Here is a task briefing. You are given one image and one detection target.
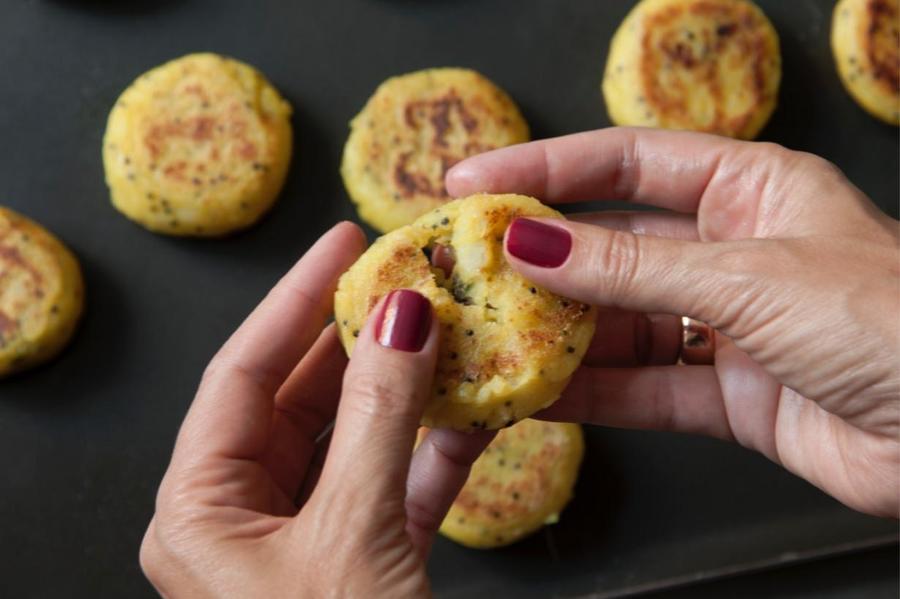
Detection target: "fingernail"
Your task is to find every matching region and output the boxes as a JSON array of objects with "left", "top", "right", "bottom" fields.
[
  {"left": 506, "top": 218, "right": 572, "bottom": 268},
  {"left": 376, "top": 290, "right": 432, "bottom": 352}
]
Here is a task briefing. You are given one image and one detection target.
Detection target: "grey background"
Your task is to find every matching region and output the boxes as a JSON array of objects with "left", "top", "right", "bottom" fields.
[{"left": 0, "top": 0, "right": 897, "bottom": 597}]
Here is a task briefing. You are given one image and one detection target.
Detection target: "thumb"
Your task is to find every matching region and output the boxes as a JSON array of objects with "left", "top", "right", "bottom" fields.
[
  {"left": 504, "top": 217, "right": 762, "bottom": 329},
  {"left": 310, "top": 289, "right": 439, "bottom": 514}
]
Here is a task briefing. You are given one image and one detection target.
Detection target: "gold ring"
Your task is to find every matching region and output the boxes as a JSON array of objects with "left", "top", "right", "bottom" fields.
[{"left": 681, "top": 317, "right": 716, "bottom": 365}]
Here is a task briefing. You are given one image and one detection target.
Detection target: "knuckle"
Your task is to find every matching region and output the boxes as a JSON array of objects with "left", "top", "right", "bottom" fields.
[
  {"left": 138, "top": 532, "right": 160, "bottom": 581},
  {"left": 344, "top": 367, "right": 419, "bottom": 419},
  {"left": 795, "top": 151, "right": 845, "bottom": 180},
  {"left": 754, "top": 141, "right": 792, "bottom": 160},
  {"left": 591, "top": 230, "right": 643, "bottom": 304}
]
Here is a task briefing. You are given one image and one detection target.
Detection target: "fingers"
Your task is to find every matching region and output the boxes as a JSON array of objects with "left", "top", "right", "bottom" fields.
[
  {"left": 312, "top": 290, "right": 440, "bottom": 512},
  {"left": 569, "top": 211, "right": 699, "bottom": 241},
  {"left": 504, "top": 217, "right": 753, "bottom": 324},
  {"left": 584, "top": 310, "right": 681, "bottom": 367},
  {"left": 260, "top": 324, "right": 347, "bottom": 501},
  {"left": 174, "top": 221, "right": 366, "bottom": 465},
  {"left": 446, "top": 128, "right": 746, "bottom": 213},
  {"left": 446, "top": 127, "right": 867, "bottom": 241},
  {"left": 537, "top": 366, "right": 734, "bottom": 441},
  {"left": 404, "top": 428, "right": 496, "bottom": 556}
]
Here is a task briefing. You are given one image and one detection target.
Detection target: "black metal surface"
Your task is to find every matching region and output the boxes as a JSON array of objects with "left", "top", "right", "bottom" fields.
[{"left": 0, "top": 1, "right": 896, "bottom": 597}]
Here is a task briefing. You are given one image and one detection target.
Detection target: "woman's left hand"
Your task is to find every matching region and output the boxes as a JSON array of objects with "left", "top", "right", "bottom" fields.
[{"left": 140, "top": 222, "right": 493, "bottom": 598}]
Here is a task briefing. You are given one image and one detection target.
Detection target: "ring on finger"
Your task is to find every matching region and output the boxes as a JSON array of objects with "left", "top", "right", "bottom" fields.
[{"left": 680, "top": 317, "right": 716, "bottom": 365}]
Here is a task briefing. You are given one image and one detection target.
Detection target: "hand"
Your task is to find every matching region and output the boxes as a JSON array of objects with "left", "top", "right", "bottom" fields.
[
  {"left": 140, "top": 222, "right": 494, "bottom": 597},
  {"left": 447, "top": 128, "right": 900, "bottom": 518}
]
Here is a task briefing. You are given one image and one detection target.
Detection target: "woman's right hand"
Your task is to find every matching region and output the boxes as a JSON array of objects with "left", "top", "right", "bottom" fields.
[{"left": 447, "top": 128, "right": 900, "bottom": 518}]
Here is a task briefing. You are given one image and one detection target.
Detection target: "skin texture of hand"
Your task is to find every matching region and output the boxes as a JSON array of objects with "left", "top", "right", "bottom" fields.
[
  {"left": 139, "top": 222, "right": 494, "bottom": 598},
  {"left": 447, "top": 127, "right": 900, "bottom": 518}
]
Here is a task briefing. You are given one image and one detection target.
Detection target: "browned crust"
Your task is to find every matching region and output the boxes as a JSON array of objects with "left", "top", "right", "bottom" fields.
[
  {"left": 140, "top": 87, "right": 265, "bottom": 186},
  {"left": 0, "top": 222, "right": 48, "bottom": 344},
  {"left": 864, "top": 0, "right": 900, "bottom": 95},
  {"left": 639, "top": 1, "right": 774, "bottom": 134},
  {"left": 453, "top": 435, "right": 564, "bottom": 521},
  {"left": 390, "top": 89, "right": 496, "bottom": 200}
]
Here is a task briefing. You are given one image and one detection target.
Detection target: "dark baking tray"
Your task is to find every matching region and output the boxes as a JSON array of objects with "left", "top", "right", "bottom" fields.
[{"left": 0, "top": 1, "right": 896, "bottom": 597}]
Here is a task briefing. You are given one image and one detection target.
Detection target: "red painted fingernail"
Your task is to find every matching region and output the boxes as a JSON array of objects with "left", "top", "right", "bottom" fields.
[
  {"left": 375, "top": 290, "right": 432, "bottom": 352},
  {"left": 506, "top": 218, "right": 572, "bottom": 268}
]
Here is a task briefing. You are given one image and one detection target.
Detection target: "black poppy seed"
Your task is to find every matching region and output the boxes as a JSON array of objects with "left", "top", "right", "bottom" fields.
[
  {"left": 491, "top": 511, "right": 501, "bottom": 519},
  {"left": 50, "top": 305, "right": 59, "bottom": 314},
  {"left": 506, "top": 419, "right": 514, "bottom": 427},
  {"left": 561, "top": 301, "right": 570, "bottom": 308},
  {"left": 566, "top": 346, "right": 575, "bottom": 353},
  {"left": 440, "top": 217, "right": 449, "bottom": 225},
  {"left": 352, "top": 329, "right": 360, "bottom": 337},
  {"left": 342, "top": 320, "right": 348, "bottom": 326},
  {"left": 449, "top": 352, "right": 458, "bottom": 360},
  {"left": 465, "top": 329, "right": 474, "bottom": 336},
  {"left": 529, "top": 287, "right": 536, "bottom": 294},
  {"left": 512, "top": 492, "right": 520, "bottom": 500},
  {"left": 504, "top": 400, "right": 512, "bottom": 407}
]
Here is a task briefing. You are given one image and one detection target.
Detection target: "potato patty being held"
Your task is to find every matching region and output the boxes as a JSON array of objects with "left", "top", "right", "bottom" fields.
[
  {"left": 0, "top": 207, "right": 84, "bottom": 378},
  {"left": 422, "top": 420, "right": 584, "bottom": 549},
  {"left": 602, "top": 0, "right": 781, "bottom": 139},
  {"left": 334, "top": 194, "right": 597, "bottom": 431},
  {"left": 341, "top": 68, "right": 529, "bottom": 233},
  {"left": 103, "top": 53, "right": 293, "bottom": 237},
  {"left": 832, "top": 0, "right": 900, "bottom": 125}
]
